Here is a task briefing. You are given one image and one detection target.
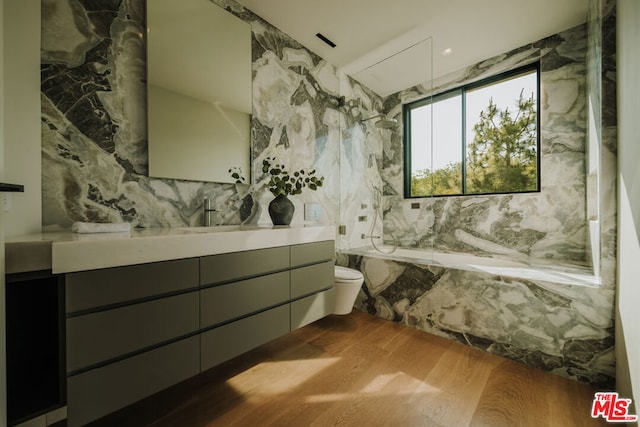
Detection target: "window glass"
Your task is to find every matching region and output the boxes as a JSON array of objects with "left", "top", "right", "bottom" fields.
[
  {"left": 409, "top": 93, "right": 462, "bottom": 197},
  {"left": 465, "top": 71, "right": 538, "bottom": 194},
  {"left": 404, "top": 64, "right": 539, "bottom": 198}
]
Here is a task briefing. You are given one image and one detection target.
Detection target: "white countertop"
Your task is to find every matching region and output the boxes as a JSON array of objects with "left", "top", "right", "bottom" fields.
[{"left": 6, "top": 225, "right": 336, "bottom": 274}]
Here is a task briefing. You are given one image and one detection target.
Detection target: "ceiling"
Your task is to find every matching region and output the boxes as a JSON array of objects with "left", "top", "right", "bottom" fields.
[{"left": 235, "top": 0, "right": 589, "bottom": 96}]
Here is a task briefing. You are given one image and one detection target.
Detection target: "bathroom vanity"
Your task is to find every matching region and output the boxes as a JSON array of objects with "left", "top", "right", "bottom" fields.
[{"left": 6, "top": 225, "right": 335, "bottom": 427}]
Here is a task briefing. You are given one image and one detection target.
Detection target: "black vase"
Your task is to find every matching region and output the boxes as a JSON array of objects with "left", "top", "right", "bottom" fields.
[{"left": 268, "top": 194, "right": 294, "bottom": 225}]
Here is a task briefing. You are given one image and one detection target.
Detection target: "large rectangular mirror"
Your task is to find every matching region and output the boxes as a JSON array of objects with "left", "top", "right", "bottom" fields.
[{"left": 147, "top": 0, "right": 252, "bottom": 184}]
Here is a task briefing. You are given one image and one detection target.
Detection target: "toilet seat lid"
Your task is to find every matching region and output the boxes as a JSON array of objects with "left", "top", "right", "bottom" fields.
[{"left": 335, "top": 265, "right": 364, "bottom": 281}]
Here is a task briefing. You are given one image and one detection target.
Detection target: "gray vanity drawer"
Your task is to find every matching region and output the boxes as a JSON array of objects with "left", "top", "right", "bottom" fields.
[
  {"left": 291, "top": 288, "right": 335, "bottom": 330},
  {"left": 200, "top": 271, "right": 289, "bottom": 328},
  {"left": 290, "top": 261, "right": 334, "bottom": 299},
  {"left": 200, "top": 246, "right": 289, "bottom": 286},
  {"left": 200, "top": 304, "right": 290, "bottom": 372},
  {"left": 290, "top": 240, "right": 334, "bottom": 267},
  {"left": 65, "top": 258, "right": 199, "bottom": 313},
  {"left": 67, "top": 292, "right": 199, "bottom": 373},
  {"left": 67, "top": 336, "right": 199, "bottom": 427}
]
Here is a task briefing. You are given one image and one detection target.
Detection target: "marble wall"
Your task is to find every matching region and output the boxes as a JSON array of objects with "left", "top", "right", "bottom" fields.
[
  {"left": 338, "top": 252, "right": 615, "bottom": 388},
  {"left": 378, "top": 25, "right": 595, "bottom": 268},
  {"left": 336, "top": 4, "right": 617, "bottom": 388},
  {"left": 40, "top": 0, "right": 617, "bottom": 388},
  {"left": 40, "top": 0, "right": 352, "bottom": 230},
  {"left": 337, "top": 77, "right": 388, "bottom": 250},
  {"left": 40, "top": 1, "right": 610, "bottom": 275}
]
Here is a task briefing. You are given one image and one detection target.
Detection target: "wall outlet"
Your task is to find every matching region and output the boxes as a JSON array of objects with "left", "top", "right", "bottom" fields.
[
  {"left": 304, "top": 203, "right": 322, "bottom": 221},
  {"left": 2, "top": 194, "right": 11, "bottom": 212}
]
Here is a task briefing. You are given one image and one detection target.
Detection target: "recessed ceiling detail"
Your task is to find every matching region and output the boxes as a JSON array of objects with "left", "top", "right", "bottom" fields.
[{"left": 236, "top": 0, "right": 588, "bottom": 95}]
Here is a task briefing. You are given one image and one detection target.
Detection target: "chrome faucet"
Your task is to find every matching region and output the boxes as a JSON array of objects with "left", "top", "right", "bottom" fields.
[{"left": 203, "top": 197, "right": 218, "bottom": 227}]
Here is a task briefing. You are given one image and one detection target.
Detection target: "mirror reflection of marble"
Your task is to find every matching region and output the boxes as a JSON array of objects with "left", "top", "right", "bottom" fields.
[{"left": 147, "top": 0, "right": 252, "bottom": 184}]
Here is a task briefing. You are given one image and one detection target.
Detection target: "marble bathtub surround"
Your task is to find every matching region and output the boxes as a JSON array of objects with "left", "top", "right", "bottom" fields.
[
  {"left": 338, "top": 252, "right": 615, "bottom": 389},
  {"left": 335, "top": 0, "right": 617, "bottom": 391},
  {"left": 345, "top": 246, "right": 601, "bottom": 287}
]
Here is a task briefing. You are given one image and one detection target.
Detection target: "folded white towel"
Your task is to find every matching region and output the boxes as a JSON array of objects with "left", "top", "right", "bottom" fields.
[{"left": 71, "top": 222, "right": 131, "bottom": 234}]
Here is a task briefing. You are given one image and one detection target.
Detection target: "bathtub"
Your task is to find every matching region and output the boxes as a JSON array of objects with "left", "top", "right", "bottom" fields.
[
  {"left": 341, "top": 245, "right": 600, "bottom": 287},
  {"left": 337, "top": 245, "right": 614, "bottom": 389}
]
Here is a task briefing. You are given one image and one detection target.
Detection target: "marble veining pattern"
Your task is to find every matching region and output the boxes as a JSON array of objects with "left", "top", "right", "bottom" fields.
[
  {"left": 379, "top": 24, "right": 597, "bottom": 269},
  {"left": 40, "top": 0, "right": 346, "bottom": 230},
  {"left": 40, "top": 0, "right": 617, "bottom": 390},
  {"left": 338, "top": 253, "right": 615, "bottom": 389},
  {"left": 335, "top": 6, "right": 616, "bottom": 388}
]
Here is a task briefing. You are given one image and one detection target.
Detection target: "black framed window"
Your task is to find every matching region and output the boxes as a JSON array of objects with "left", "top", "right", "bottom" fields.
[{"left": 404, "top": 63, "right": 540, "bottom": 198}]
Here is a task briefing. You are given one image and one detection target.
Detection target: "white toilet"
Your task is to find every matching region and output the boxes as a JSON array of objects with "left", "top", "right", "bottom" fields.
[{"left": 333, "top": 266, "right": 365, "bottom": 315}]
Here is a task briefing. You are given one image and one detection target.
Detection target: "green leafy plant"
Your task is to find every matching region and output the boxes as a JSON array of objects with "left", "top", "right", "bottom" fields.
[
  {"left": 262, "top": 157, "right": 324, "bottom": 197},
  {"left": 466, "top": 89, "right": 537, "bottom": 193}
]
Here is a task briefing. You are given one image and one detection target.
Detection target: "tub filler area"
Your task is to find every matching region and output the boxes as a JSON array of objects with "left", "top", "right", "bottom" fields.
[{"left": 336, "top": 246, "right": 615, "bottom": 389}]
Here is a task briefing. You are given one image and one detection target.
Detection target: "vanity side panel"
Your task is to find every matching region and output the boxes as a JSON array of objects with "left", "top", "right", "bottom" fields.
[{"left": 65, "top": 258, "right": 199, "bottom": 313}]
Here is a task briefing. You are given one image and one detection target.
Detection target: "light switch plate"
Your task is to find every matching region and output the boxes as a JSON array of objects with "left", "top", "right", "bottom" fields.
[{"left": 2, "top": 194, "right": 11, "bottom": 212}]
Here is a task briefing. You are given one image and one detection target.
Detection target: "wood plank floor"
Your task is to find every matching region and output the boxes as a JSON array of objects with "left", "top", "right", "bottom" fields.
[{"left": 91, "top": 311, "right": 607, "bottom": 426}]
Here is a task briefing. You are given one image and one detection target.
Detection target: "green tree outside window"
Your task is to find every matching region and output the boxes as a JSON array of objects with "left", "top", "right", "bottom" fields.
[{"left": 406, "top": 65, "right": 539, "bottom": 197}]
